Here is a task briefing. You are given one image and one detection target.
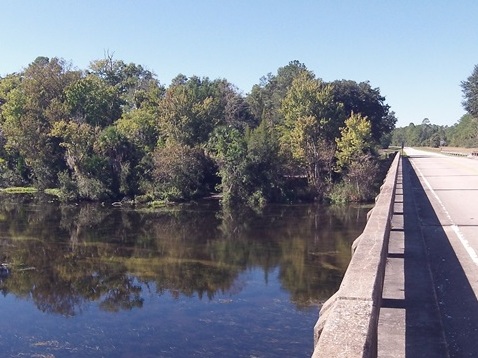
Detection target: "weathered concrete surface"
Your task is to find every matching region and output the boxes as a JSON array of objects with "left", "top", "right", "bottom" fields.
[
  {"left": 378, "top": 156, "right": 448, "bottom": 357},
  {"left": 377, "top": 175, "right": 405, "bottom": 357},
  {"left": 312, "top": 153, "right": 400, "bottom": 358}
]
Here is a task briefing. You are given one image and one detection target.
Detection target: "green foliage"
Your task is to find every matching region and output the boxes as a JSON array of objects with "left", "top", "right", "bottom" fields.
[
  {"left": 462, "top": 65, "right": 478, "bottom": 117},
  {"left": 76, "top": 175, "right": 110, "bottom": 201},
  {"left": 207, "top": 120, "right": 285, "bottom": 208},
  {"left": 391, "top": 120, "right": 449, "bottom": 148},
  {"left": 95, "top": 125, "right": 141, "bottom": 197},
  {"left": 0, "top": 186, "right": 38, "bottom": 194},
  {"left": 329, "top": 154, "right": 379, "bottom": 202},
  {"left": 0, "top": 73, "right": 22, "bottom": 122},
  {"left": 447, "top": 114, "right": 478, "bottom": 147},
  {"left": 44, "top": 188, "right": 62, "bottom": 198},
  {"left": 244, "top": 120, "right": 285, "bottom": 203},
  {"left": 428, "top": 132, "right": 442, "bottom": 148},
  {"left": 152, "top": 143, "right": 213, "bottom": 201},
  {"left": 157, "top": 76, "right": 254, "bottom": 148},
  {"left": 335, "top": 112, "right": 373, "bottom": 170},
  {"left": 0, "top": 152, "right": 28, "bottom": 187},
  {"left": 207, "top": 126, "right": 248, "bottom": 206},
  {"left": 0, "top": 57, "right": 79, "bottom": 188},
  {"left": 56, "top": 171, "right": 79, "bottom": 201},
  {"left": 332, "top": 113, "right": 379, "bottom": 202},
  {"left": 279, "top": 72, "right": 342, "bottom": 195},
  {"left": 88, "top": 56, "right": 162, "bottom": 111},
  {"left": 65, "top": 75, "right": 121, "bottom": 127},
  {"left": 116, "top": 106, "right": 159, "bottom": 152},
  {"left": 50, "top": 121, "right": 113, "bottom": 200},
  {"left": 50, "top": 120, "right": 99, "bottom": 174},
  {"left": 0, "top": 56, "right": 396, "bottom": 205},
  {"left": 331, "top": 80, "right": 396, "bottom": 145},
  {"left": 246, "top": 60, "right": 311, "bottom": 125},
  {"left": 159, "top": 77, "right": 229, "bottom": 147}
]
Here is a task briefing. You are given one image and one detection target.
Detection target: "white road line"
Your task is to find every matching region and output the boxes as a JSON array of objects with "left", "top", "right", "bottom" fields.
[{"left": 411, "top": 160, "right": 478, "bottom": 266}]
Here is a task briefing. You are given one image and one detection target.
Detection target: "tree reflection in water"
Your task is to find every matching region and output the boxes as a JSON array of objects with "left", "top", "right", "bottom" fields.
[{"left": 0, "top": 194, "right": 369, "bottom": 316}]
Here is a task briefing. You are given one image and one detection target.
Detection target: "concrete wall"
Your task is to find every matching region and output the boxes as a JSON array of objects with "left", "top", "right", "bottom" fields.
[{"left": 312, "top": 152, "right": 401, "bottom": 358}]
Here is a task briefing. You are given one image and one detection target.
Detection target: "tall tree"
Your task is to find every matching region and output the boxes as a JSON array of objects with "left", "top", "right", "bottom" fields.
[
  {"left": 280, "top": 72, "right": 343, "bottom": 194},
  {"left": 65, "top": 75, "right": 122, "bottom": 127},
  {"left": 89, "top": 55, "right": 162, "bottom": 114},
  {"left": 158, "top": 76, "right": 220, "bottom": 146},
  {"left": 217, "top": 80, "right": 257, "bottom": 130},
  {"left": 335, "top": 112, "right": 378, "bottom": 201},
  {"left": 331, "top": 80, "right": 396, "bottom": 146},
  {"left": 246, "top": 60, "right": 312, "bottom": 125},
  {"left": 1, "top": 57, "right": 80, "bottom": 187},
  {"left": 152, "top": 142, "right": 212, "bottom": 201},
  {"left": 94, "top": 125, "right": 140, "bottom": 197},
  {"left": 448, "top": 114, "right": 478, "bottom": 147},
  {"left": 207, "top": 126, "right": 248, "bottom": 206},
  {"left": 207, "top": 120, "right": 284, "bottom": 208},
  {"left": 0, "top": 74, "right": 27, "bottom": 184},
  {"left": 462, "top": 65, "right": 478, "bottom": 117},
  {"left": 115, "top": 107, "right": 159, "bottom": 153},
  {"left": 242, "top": 120, "right": 285, "bottom": 206},
  {"left": 0, "top": 74, "right": 22, "bottom": 121},
  {"left": 335, "top": 112, "right": 373, "bottom": 170},
  {"left": 49, "top": 120, "right": 108, "bottom": 200},
  {"left": 158, "top": 76, "right": 251, "bottom": 147}
]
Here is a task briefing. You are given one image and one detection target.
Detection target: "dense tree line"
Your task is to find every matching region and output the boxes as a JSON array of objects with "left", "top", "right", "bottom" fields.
[
  {"left": 390, "top": 115, "right": 478, "bottom": 148},
  {"left": 0, "top": 57, "right": 396, "bottom": 206},
  {"left": 391, "top": 118, "right": 447, "bottom": 147},
  {"left": 391, "top": 64, "right": 478, "bottom": 149}
]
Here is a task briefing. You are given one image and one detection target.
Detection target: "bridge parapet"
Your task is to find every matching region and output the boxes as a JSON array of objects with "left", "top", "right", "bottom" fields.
[{"left": 312, "top": 152, "right": 401, "bottom": 358}]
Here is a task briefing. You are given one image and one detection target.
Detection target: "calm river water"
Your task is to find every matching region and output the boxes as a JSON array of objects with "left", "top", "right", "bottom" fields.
[{"left": 0, "top": 194, "right": 370, "bottom": 357}]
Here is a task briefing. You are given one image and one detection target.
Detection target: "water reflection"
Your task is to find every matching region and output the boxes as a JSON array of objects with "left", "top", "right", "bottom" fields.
[{"left": 0, "top": 194, "right": 369, "bottom": 318}]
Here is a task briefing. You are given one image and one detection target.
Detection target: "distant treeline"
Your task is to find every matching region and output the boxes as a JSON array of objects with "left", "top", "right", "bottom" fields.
[
  {"left": 391, "top": 64, "right": 478, "bottom": 148},
  {"left": 0, "top": 57, "right": 396, "bottom": 207},
  {"left": 391, "top": 114, "right": 478, "bottom": 148}
]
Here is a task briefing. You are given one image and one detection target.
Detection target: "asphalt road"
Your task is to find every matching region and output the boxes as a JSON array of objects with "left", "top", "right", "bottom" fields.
[{"left": 405, "top": 147, "right": 478, "bottom": 357}]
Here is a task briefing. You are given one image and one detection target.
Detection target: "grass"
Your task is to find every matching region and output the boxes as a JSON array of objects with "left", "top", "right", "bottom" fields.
[
  {"left": 0, "top": 187, "right": 38, "bottom": 194},
  {"left": 44, "top": 188, "right": 62, "bottom": 198},
  {"left": 148, "top": 200, "right": 168, "bottom": 208},
  {"left": 0, "top": 187, "right": 64, "bottom": 197}
]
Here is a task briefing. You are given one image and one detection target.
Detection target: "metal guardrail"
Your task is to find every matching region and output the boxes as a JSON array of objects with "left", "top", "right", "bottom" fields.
[
  {"left": 312, "top": 152, "right": 401, "bottom": 358},
  {"left": 440, "top": 150, "right": 478, "bottom": 158},
  {"left": 440, "top": 151, "right": 468, "bottom": 157}
]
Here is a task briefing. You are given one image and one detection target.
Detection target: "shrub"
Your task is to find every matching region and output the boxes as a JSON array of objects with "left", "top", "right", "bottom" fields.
[{"left": 152, "top": 143, "right": 213, "bottom": 201}]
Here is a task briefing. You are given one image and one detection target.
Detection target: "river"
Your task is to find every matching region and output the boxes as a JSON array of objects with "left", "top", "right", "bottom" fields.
[{"left": 0, "top": 194, "right": 370, "bottom": 357}]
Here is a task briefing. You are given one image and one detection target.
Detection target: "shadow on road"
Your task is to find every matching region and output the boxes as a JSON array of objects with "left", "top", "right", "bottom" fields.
[{"left": 405, "top": 156, "right": 478, "bottom": 357}]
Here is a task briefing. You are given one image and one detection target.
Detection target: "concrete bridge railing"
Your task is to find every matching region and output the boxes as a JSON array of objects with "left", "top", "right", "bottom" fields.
[{"left": 312, "top": 152, "right": 401, "bottom": 358}]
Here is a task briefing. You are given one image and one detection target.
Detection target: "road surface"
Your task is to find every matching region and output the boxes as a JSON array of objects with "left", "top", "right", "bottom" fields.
[{"left": 405, "top": 147, "right": 478, "bottom": 356}]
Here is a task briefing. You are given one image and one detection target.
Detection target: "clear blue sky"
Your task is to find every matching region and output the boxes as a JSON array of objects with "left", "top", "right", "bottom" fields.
[{"left": 2, "top": 0, "right": 477, "bottom": 127}]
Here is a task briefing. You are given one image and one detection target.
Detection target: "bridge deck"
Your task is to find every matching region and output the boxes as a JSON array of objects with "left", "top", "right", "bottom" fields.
[
  {"left": 378, "top": 156, "right": 448, "bottom": 357},
  {"left": 379, "top": 150, "right": 478, "bottom": 357}
]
